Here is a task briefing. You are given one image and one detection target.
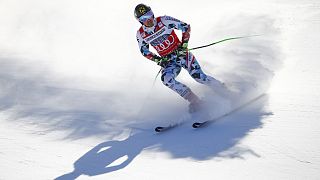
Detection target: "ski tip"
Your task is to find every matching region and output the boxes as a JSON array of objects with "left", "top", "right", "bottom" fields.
[
  {"left": 192, "top": 122, "right": 203, "bottom": 128},
  {"left": 155, "top": 127, "right": 164, "bottom": 132}
]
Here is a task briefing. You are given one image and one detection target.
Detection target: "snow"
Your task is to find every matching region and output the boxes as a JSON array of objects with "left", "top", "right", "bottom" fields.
[{"left": 1, "top": 0, "right": 320, "bottom": 179}]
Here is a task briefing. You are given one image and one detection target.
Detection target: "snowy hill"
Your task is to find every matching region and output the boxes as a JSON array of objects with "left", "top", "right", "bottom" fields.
[{"left": 0, "top": 0, "right": 320, "bottom": 179}]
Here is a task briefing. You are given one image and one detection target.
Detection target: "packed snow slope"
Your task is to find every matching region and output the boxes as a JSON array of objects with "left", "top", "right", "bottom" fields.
[{"left": 0, "top": 0, "right": 320, "bottom": 179}]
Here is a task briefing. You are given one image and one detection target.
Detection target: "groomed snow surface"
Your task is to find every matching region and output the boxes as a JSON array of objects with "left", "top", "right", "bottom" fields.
[{"left": 1, "top": 0, "right": 320, "bottom": 179}]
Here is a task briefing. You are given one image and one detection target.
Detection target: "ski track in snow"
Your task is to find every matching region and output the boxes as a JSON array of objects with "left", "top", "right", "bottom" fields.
[{"left": 1, "top": 0, "right": 320, "bottom": 179}]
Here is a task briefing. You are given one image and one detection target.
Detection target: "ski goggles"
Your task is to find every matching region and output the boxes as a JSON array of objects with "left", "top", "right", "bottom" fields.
[{"left": 138, "top": 10, "right": 154, "bottom": 23}]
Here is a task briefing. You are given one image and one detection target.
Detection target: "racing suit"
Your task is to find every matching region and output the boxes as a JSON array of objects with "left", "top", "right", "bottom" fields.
[{"left": 136, "top": 16, "right": 223, "bottom": 101}]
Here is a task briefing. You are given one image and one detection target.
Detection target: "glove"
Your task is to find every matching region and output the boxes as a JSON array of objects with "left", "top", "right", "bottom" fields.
[
  {"left": 181, "top": 42, "right": 188, "bottom": 49},
  {"left": 153, "top": 56, "right": 169, "bottom": 68},
  {"left": 176, "top": 42, "right": 188, "bottom": 57}
]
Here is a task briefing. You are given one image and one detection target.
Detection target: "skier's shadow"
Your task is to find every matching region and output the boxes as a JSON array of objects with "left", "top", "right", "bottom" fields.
[
  {"left": 56, "top": 95, "right": 269, "bottom": 179},
  {"left": 55, "top": 132, "right": 155, "bottom": 180}
]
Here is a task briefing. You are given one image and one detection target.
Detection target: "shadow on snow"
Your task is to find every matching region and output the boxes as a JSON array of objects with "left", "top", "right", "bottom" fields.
[{"left": 55, "top": 95, "right": 270, "bottom": 179}]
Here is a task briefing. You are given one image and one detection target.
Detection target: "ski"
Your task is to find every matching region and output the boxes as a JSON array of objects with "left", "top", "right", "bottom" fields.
[
  {"left": 192, "top": 93, "right": 267, "bottom": 128},
  {"left": 154, "top": 121, "right": 187, "bottom": 132},
  {"left": 155, "top": 124, "right": 179, "bottom": 132}
]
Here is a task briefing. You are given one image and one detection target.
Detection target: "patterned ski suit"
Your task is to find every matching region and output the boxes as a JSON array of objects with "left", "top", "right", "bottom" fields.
[{"left": 136, "top": 16, "right": 222, "bottom": 100}]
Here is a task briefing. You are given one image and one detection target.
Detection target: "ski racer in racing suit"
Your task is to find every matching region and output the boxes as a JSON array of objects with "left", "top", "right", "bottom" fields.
[{"left": 134, "top": 4, "right": 227, "bottom": 112}]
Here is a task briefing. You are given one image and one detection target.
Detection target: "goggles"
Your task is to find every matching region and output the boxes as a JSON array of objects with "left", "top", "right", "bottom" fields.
[{"left": 138, "top": 10, "right": 154, "bottom": 23}]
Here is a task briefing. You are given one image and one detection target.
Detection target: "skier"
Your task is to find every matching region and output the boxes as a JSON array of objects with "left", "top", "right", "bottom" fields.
[{"left": 134, "top": 4, "right": 228, "bottom": 112}]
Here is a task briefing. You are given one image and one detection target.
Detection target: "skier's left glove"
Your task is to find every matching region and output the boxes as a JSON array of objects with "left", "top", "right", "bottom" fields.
[
  {"left": 154, "top": 56, "right": 169, "bottom": 68},
  {"left": 176, "top": 42, "right": 188, "bottom": 57}
]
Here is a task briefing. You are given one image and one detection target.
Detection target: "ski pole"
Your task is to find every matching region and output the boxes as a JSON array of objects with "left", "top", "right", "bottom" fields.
[
  {"left": 152, "top": 35, "right": 260, "bottom": 84},
  {"left": 188, "top": 35, "right": 261, "bottom": 51}
]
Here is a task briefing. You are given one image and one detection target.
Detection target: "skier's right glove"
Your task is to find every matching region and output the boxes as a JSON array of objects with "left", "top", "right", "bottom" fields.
[
  {"left": 176, "top": 42, "right": 188, "bottom": 57},
  {"left": 153, "top": 56, "right": 169, "bottom": 68}
]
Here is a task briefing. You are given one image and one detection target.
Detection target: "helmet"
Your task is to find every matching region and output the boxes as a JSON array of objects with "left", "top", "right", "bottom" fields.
[{"left": 134, "top": 4, "right": 152, "bottom": 20}]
